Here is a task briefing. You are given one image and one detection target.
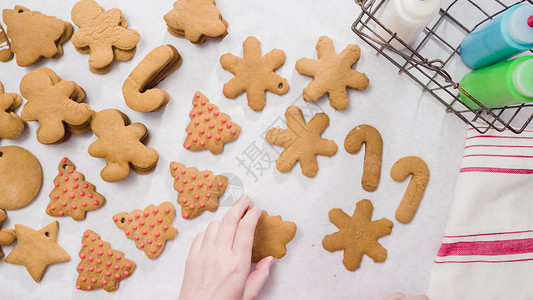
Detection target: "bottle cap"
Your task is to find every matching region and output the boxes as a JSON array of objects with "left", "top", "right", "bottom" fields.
[
  {"left": 513, "top": 58, "right": 533, "bottom": 98},
  {"left": 508, "top": 4, "right": 533, "bottom": 45}
]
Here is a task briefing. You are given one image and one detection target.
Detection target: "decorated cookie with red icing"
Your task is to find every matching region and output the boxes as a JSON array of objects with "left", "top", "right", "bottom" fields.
[
  {"left": 76, "top": 230, "right": 136, "bottom": 292},
  {"left": 183, "top": 91, "right": 241, "bottom": 154},
  {"left": 170, "top": 161, "right": 228, "bottom": 219},
  {"left": 112, "top": 202, "right": 178, "bottom": 259},
  {"left": 46, "top": 157, "right": 105, "bottom": 221}
]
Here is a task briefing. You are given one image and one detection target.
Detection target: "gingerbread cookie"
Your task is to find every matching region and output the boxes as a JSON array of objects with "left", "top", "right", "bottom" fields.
[
  {"left": 123, "top": 45, "right": 182, "bottom": 112},
  {"left": 20, "top": 67, "right": 92, "bottom": 145},
  {"left": 164, "top": 0, "right": 228, "bottom": 44},
  {"left": 391, "top": 156, "right": 429, "bottom": 224},
  {"left": 0, "top": 23, "right": 13, "bottom": 62},
  {"left": 0, "top": 82, "right": 24, "bottom": 140},
  {"left": 220, "top": 36, "right": 289, "bottom": 111},
  {"left": 265, "top": 106, "right": 338, "bottom": 178},
  {"left": 88, "top": 109, "right": 159, "bottom": 182},
  {"left": 46, "top": 157, "right": 105, "bottom": 221},
  {"left": 170, "top": 162, "right": 228, "bottom": 219},
  {"left": 251, "top": 210, "right": 297, "bottom": 263},
  {"left": 76, "top": 230, "right": 136, "bottom": 292},
  {"left": 184, "top": 92, "right": 241, "bottom": 154},
  {"left": 71, "top": 0, "right": 140, "bottom": 74},
  {"left": 295, "top": 36, "right": 369, "bottom": 110},
  {"left": 2, "top": 6, "right": 72, "bottom": 66},
  {"left": 5, "top": 221, "right": 70, "bottom": 282},
  {"left": 344, "top": 124, "right": 383, "bottom": 192},
  {"left": 113, "top": 202, "right": 178, "bottom": 259},
  {"left": 0, "top": 209, "right": 16, "bottom": 260},
  {"left": 322, "top": 199, "right": 393, "bottom": 271},
  {"left": 0, "top": 146, "right": 42, "bottom": 210}
]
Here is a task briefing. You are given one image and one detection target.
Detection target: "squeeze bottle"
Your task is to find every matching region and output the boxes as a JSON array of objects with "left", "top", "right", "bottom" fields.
[
  {"left": 375, "top": 0, "right": 441, "bottom": 50},
  {"left": 460, "top": 3, "right": 533, "bottom": 70},
  {"left": 459, "top": 56, "right": 533, "bottom": 109}
]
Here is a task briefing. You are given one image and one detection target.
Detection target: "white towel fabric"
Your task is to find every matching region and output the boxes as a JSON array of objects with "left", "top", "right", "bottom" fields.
[{"left": 427, "top": 125, "right": 533, "bottom": 300}]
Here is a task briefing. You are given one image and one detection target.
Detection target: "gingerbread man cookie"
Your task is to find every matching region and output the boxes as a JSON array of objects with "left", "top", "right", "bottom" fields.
[
  {"left": 164, "top": 0, "right": 228, "bottom": 44},
  {"left": 251, "top": 210, "right": 297, "bottom": 263},
  {"left": 295, "top": 36, "right": 369, "bottom": 110},
  {"left": 322, "top": 199, "right": 393, "bottom": 271},
  {"left": 265, "top": 106, "right": 338, "bottom": 178},
  {"left": 0, "top": 82, "right": 24, "bottom": 140},
  {"left": 2, "top": 6, "right": 72, "bottom": 66},
  {"left": 170, "top": 162, "right": 228, "bottom": 219},
  {"left": 113, "top": 202, "right": 178, "bottom": 259},
  {"left": 0, "top": 146, "right": 42, "bottom": 211},
  {"left": 76, "top": 230, "right": 136, "bottom": 292},
  {"left": 5, "top": 221, "right": 70, "bottom": 282},
  {"left": 184, "top": 92, "right": 241, "bottom": 154},
  {"left": 0, "top": 209, "right": 16, "bottom": 260},
  {"left": 0, "top": 23, "right": 13, "bottom": 62},
  {"left": 71, "top": 0, "right": 140, "bottom": 73},
  {"left": 220, "top": 36, "right": 289, "bottom": 111},
  {"left": 46, "top": 157, "right": 105, "bottom": 221},
  {"left": 20, "top": 67, "right": 92, "bottom": 145},
  {"left": 88, "top": 109, "right": 159, "bottom": 182},
  {"left": 123, "top": 45, "right": 182, "bottom": 112}
]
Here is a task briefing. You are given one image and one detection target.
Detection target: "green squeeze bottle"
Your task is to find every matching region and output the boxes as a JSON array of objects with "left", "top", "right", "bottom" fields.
[{"left": 459, "top": 56, "right": 533, "bottom": 109}]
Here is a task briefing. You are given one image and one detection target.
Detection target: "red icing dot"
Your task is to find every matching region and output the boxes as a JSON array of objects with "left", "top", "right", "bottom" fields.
[
  {"left": 50, "top": 205, "right": 56, "bottom": 210},
  {"left": 132, "top": 225, "right": 138, "bottom": 230},
  {"left": 190, "top": 112, "right": 196, "bottom": 117},
  {"left": 172, "top": 165, "right": 178, "bottom": 170},
  {"left": 87, "top": 286, "right": 92, "bottom": 291},
  {"left": 62, "top": 158, "right": 67, "bottom": 162},
  {"left": 206, "top": 193, "right": 211, "bottom": 198},
  {"left": 71, "top": 204, "right": 77, "bottom": 209},
  {"left": 54, "top": 194, "right": 59, "bottom": 199},
  {"left": 175, "top": 176, "right": 180, "bottom": 181},
  {"left": 68, "top": 169, "right": 74, "bottom": 174},
  {"left": 183, "top": 179, "right": 188, "bottom": 184},
  {"left": 195, "top": 93, "right": 200, "bottom": 98},
  {"left": 142, "top": 230, "right": 147, "bottom": 235},
  {"left": 192, "top": 137, "right": 198, "bottom": 142},
  {"left": 88, "top": 256, "right": 94, "bottom": 261},
  {"left": 81, "top": 276, "right": 86, "bottom": 282},
  {"left": 157, "top": 242, "right": 162, "bottom": 247},
  {"left": 108, "top": 251, "right": 113, "bottom": 256},
  {"left": 76, "top": 285, "right": 81, "bottom": 290},
  {"left": 97, "top": 259, "right": 102, "bottom": 264},
  {"left": 193, "top": 102, "right": 198, "bottom": 107},
  {"left": 197, "top": 109, "right": 203, "bottom": 115},
  {"left": 199, "top": 129, "right": 205, "bottom": 134},
  {"left": 209, "top": 124, "right": 214, "bottom": 129},
  {"left": 194, "top": 121, "right": 200, "bottom": 126},
  {"left": 114, "top": 274, "right": 120, "bottom": 279},
  {"left": 194, "top": 194, "right": 200, "bottom": 199},
  {"left": 139, "top": 242, "right": 145, "bottom": 248},
  {"left": 106, "top": 261, "right": 112, "bottom": 266},
  {"left": 181, "top": 169, "right": 186, "bottom": 174},
  {"left": 218, "top": 126, "right": 223, "bottom": 131},
  {"left": 208, "top": 106, "right": 213, "bottom": 111},
  {"left": 149, "top": 223, "right": 155, "bottom": 228},
  {"left": 204, "top": 172, "right": 209, "bottom": 177},
  {"left": 88, "top": 193, "right": 93, "bottom": 198},
  {"left": 216, "top": 135, "right": 221, "bottom": 140},
  {"left": 125, "top": 263, "right": 131, "bottom": 269},
  {"left": 188, "top": 186, "right": 194, "bottom": 191},
  {"left": 183, "top": 213, "right": 189, "bottom": 219},
  {"left": 73, "top": 183, "right": 78, "bottom": 188},
  {"left": 164, "top": 208, "right": 170, "bottom": 213},
  {"left": 83, "top": 184, "right": 88, "bottom": 188},
  {"left": 214, "top": 111, "right": 219, "bottom": 116},
  {"left": 143, "top": 211, "right": 149, "bottom": 217},
  {"left": 62, "top": 201, "right": 67, "bottom": 206},
  {"left": 64, "top": 176, "right": 69, "bottom": 181},
  {"left": 200, "top": 141, "right": 205, "bottom": 146},
  {"left": 155, "top": 232, "right": 160, "bottom": 237},
  {"left": 93, "top": 200, "right": 99, "bottom": 206},
  {"left": 128, "top": 218, "right": 133, "bottom": 222},
  {"left": 221, "top": 118, "right": 227, "bottom": 123},
  {"left": 98, "top": 250, "right": 103, "bottom": 256},
  {"left": 89, "top": 266, "right": 94, "bottom": 272},
  {"left": 102, "top": 279, "right": 107, "bottom": 285},
  {"left": 218, "top": 182, "right": 223, "bottom": 187},
  {"left": 91, "top": 278, "right": 96, "bottom": 283},
  {"left": 114, "top": 265, "right": 119, "bottom": 270},
  {"left": 134, "top": 235, "right": 140, "bottom": 240},
  {"left": 69, "top": 194, "right": 75, "bottom": 199},
  {"left": 58, "top": 172, "right": 63, "bottom": 176},
  {"left": 207, "top": 183, "right": 213, "bottom": 188},
  {"left": 78, "top": 266, "right": 84, "bottom": 271},
  {"left": 147, "top": 239, "right": 153, "bottom": 244},
  {"left": 106, "top": 272, "right": 111, "bottom": 276},
  {"left": 73, "top": 176, "right": 79, "bottom": 181},
  {"left": 62, "top": 188, "right": 68, "bottom": 193},
  {"left": 139, "top": 220, "right": 145, "bottom": 226},
  {"left": 201, "top": 101, "right": 206, "bottom": 105},
  {"left": 54, "top": 182, "right": 59, "bottom": 187},
  {"left": 200, "top": 202, "right": 205, "bottom": 208},
  {"left": 58, "top": 211, "right": 64, "bottom": 216},
  {"left": 116, "top": 255, "right": 121, "bottom": 260},
  {"left": 80, "top": 253, "right": 86, "bottom": 258},
  {"left": 198, "top": 182, "right": 203, "bottom": 187},
  {"left": 189, "top": 205, "right": 195, "bottom": 210},
  {"left": 98, "top": 242, "right": 103, "bottom": 247},
  {"left": 81, "top": 201, "right": 87, "bottom": 207},
  {"left": 124, "top": 271, "right": 129, "bottom": 276},
  {"left": 178, "top": 188, "right": 184, "bottom": 193},
  {"left": 96, "top": 268, "right": 102, "bottom": 273},
  {"left": 125, "top": 230, "right": 130, "bottom": 235},
  {"left": 231, "top": 129, "right": 237, "bottom": 135},
  {"left": 192, "top": 174, "right": 197, "bottom": 179},
  {"left": 113, "top": 216, "right": 118, "bottom": 222},
  {"left": 82, "top": 243, "right": 87, "bottom": 247},
  {"left": 163, "top": 225, "right": 169, "bottom": 230},
  {"left": 84, "top": 233, "right": 89, "bottom": 238},
  {"left": 185, "top": 144, "right": 191, "bottom": 149},
  {"left": 79, "top": 191, "right": 85, "bottom": 196},
  {"left": 182, "top": 198, "right": 187, "bottom": 204},
  {"left": 205, "top": 116, "right": 210, "bottom": 121},
  {"left": 153, "top": 208, "right": 159, "bottom": 214},
  {"left": 151, "top": 249, "right": 156, "bottom": 254},
  {"left": 226, "top": 123, "right": 232, "bottom": 129},
  {"left": 135, "top": 214, "right": 140, "bottom": 219}
]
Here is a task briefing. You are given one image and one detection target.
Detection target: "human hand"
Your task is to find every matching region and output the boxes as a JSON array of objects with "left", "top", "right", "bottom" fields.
[
  {"left": 179, "top": 194, "right": 274, "bottom": 300},
  {"left": 384, "top": 292, "right": 429, "bottom": 300}
]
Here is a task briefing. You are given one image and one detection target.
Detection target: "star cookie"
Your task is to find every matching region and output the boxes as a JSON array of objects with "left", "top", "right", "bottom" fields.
[
  {"left": 113, "top": 202, "right": 178, "bottom": 259},
  {"left": 183, "top": 92, "right": 241, "bottom": 154},
  {"left": 322, "top": 199, "right": 393, "bottom": 271},
  {"left": 0, "top": 209, "right": 16, "bottom": 260},
  {"left": 170, "top": 162, "right": 228, "bottom": 219},
  {"left": 265, "top": 106, "right": 338, "bottom": 178},
  {"left": 4, "top": 221, "right": 70, "bottom": 282},
  {"left": 220, "top": 36, "right": 289, "bottom": 111},
  {"left": 164, "top": 0, "right": 228, "bottom": 44},
  {"left": 0, "top": 82, "right": 24, "bottom": 140},
  {"left": 295, "top": 36, "right": 369, "bottom": 110}
]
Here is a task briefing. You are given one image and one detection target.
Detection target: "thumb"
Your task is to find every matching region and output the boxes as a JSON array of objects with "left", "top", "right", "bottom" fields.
[{"left": 242, "top": 256, "right": 274, "bottom": 300}]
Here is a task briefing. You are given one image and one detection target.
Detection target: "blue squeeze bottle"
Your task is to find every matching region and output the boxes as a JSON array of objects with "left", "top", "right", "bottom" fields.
[{"left": 460, "top": 3, "right": 533, "bottom": 70}]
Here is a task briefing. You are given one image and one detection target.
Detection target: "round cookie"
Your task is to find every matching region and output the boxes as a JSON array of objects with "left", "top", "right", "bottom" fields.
[{"left": 0, "top": 146, "right": 42, "bottom": 210}]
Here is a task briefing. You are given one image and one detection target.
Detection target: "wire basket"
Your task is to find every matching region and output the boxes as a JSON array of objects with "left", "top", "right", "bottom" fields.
[{"left": 352, "top": 0, "right": 533, "bottom": 134}]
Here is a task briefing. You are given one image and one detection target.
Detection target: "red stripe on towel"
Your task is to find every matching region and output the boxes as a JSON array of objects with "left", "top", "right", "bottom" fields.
[
  {"left": 460, "top": 167, "right": 533, "bottom": 174},
  {"left": 465, "top": 144, "right": 533, "bottom": 149},
  {"left": 463, "top": 154, "right": 533, "bottom": 159},
  {"left": 435, "top": 257, "right": 533, "bottom": 264},
  {"left": 467, "top": 135, "right": 533, "bottom": 140},
  {"left": 437, "top": 238, "right": 533, "bottom": 257}
]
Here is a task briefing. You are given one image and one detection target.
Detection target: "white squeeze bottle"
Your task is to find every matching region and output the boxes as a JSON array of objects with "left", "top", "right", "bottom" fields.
[{"left": 374, "top": 0, "right": 441, "bottom": 50}]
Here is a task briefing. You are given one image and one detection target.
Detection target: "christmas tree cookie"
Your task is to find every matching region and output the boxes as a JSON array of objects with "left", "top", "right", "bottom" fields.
[
  {"left": 76, "top": 230, "right": 136, "bottom": 292},
  {"left": 183, "top": 91, "right": 240, "bottom": 154},
  {"left": 251, "top": 210, "right": 297, "bottom": 263},
  {"left": 113, "top": 202, "right": 178, "bottom": 259},
  {"left": 46, "top": 157, "right": 105, "bottom": 221},
  {"left": 170, "top": 162, "right": 228, "bottom": 219}
]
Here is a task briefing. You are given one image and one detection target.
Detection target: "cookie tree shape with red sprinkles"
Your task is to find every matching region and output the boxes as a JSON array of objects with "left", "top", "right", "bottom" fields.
[
  {"left": 170, "top": 161, "right": 228, "bottom": 219},
  {"left": 113, "top": 202, "right": 178, "bottom": 259},
  {"left": 47, "top": 157, "right": 105, "bottom": 221},
  {"left": 183, "top": 91, "right": 241, "bottom": 154},
  {"left": 76, "top": 230, "right": 136, "bottom": 292}
]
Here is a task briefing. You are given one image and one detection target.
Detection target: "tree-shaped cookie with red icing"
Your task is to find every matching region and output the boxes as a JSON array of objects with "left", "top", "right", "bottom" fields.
[
  {"left": 183, "top": 91, "right": 241, "bottom": 154},
  {"left": 76, "top": 230, "right": 136, "bottom": 292},
  {"left": 112, "top": 202, "right": 178, "bottom": 259},
  {"left": 46, "top": 157, "right": 105, "bottom": 221},
  {"left": 170, "top": 162, "right": 228, "bottom": 219}
]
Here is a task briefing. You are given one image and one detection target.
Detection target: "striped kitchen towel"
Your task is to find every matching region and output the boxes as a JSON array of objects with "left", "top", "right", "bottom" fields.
[{"left": 427, "top": 126, "right": 533, "bottom": 300}]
